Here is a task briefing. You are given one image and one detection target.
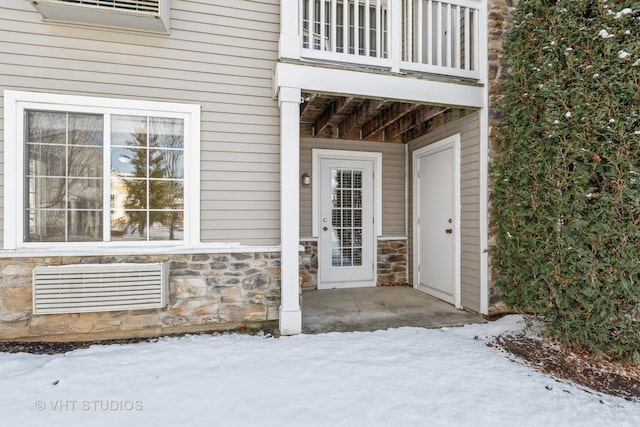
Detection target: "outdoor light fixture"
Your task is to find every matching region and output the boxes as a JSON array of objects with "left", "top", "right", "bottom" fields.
[{"left": 301, "top": 173, "right": 311, "bottom": 186}]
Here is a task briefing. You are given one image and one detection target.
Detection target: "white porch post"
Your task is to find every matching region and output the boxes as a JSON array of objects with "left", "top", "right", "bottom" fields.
[
  {"left": 279, "top": 86, "right": 303, "bottom": 335},
  {"left": 478, "top": 0, "right": 489, "bottom": 315},
  {"left": 280, "top": 0, "right": 301, "bottom": 60}
]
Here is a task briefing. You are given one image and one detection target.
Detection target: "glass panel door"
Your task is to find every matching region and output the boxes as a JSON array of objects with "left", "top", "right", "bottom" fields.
[{"left": 331, "top": 168, "right": 363, "bottom": 267}]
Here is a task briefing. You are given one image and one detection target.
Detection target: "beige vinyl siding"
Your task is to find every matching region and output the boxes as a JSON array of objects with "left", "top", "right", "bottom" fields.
[
  {"left": 0, "top": 108, "right": 3, "bottom": 242},
  {"left": 0, "top": 0, "right": 281, "bottom": 246},
  {"left": 300, "top": 138, "right": 406, "bottom": 238},
  {"left": 409, "top": 111, "right": 482, "bottom": 312}
]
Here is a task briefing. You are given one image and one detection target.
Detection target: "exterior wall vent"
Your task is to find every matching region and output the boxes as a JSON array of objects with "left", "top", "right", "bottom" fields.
[
  {"left": 33, "top": 263, "right": 169, "bottom": 315},
  {"left": 31, "top": 0, "right": 171, "bottom": 34}
]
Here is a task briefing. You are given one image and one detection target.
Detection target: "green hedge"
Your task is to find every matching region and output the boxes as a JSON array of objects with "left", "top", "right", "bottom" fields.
[{"left": 491, "top": 0, "right": 640, "bottom": 361}]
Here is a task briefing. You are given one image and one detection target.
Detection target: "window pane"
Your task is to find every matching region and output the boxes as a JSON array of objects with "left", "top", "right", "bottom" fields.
[
  {"left": 68, "top": 146, "right": 103, "bottom": 177},
  {"left": 26, "top": 178, "right": 66, "bottom": 209},
  {"left": 122, "top": 178, "right": 148, "bottom": 209},
  {"left": 112, "top": 115, "right": 147, "bottom": 147},
  {"left": 68, "top": 210, "right": 102, "bottom": 241},
  {"left": 150, "top": 117, "right": 184, "bottom": 149},
  {"left": 151, "top": 149, "right": 184, "bottom": 179},
  {"left": 330, "top": 167, "right": 363, "bottom": 267},
  {"left": 25, "top": 110, "right": 104, "bottom": 243},
  {"left": 111, "top": 115, "right": 185, "bottom": 242},
  {"left": 111, "top": 210, "right": 147, "bottom": 241},
  {"left": 149, "top": 214, "right": 184, "bottom": 240},
  {"left": 149, "top": 180, "right": 183, "bottom": 209},
  {"left": 68, "top": 113, "right": 103, "bottom": 146},
  {"left": 26, "top": 210, "right": 65, "bottom": 242},
  {"left": 27, "top": 144, "right": 65, "bottom": 177},
  {"left": 120, "top": 147, "right": 148, "bottom": 175},
  {"left": 27, "top": 111, "right": 66, "bottom": 144},
  {"left": 109, "top": 210, "right": 183, "bottom": 241},
  {"left": 68, "top": 178, "right": 102, "bottom": 209}
]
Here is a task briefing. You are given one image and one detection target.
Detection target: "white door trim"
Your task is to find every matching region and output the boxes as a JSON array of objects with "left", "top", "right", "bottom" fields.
[
  {"left": 312, "top": 149, "right": 381, "bottom": 290},
  {"left": 412, "top": 134, "right": 461, "bottom": 308}
]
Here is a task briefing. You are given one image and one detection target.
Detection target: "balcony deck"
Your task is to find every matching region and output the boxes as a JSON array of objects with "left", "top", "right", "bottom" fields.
[
  {"left": 296, "top": 0, "right": 483, "bottom": 80},
  {"left": 277, "top": 0, "right": 487, "bottom": 143}
]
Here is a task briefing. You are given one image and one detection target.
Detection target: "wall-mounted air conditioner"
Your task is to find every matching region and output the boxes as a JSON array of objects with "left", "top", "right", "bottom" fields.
[
  {"left": 31, "top": 0, "right": 171, "bottom": 34},
  {"left": 33, "top": 262, "right": 170, "bottom": 315}
]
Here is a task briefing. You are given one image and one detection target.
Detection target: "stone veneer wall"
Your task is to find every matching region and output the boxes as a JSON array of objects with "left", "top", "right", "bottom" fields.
[
  {"left": 488, "top": 0, "right": 518, "bottom": 314},
  {"left": 377, "top": 240, "right": 408, "bottom": 285},
  {"left": 299, "top": 241, "right": 318, "bottom": 291},
  {"left": 299, "top": 239, "right": 407, "bottom": 290},
  {"left": 0, "top": 253, "right": 281, "bottom": 340}
]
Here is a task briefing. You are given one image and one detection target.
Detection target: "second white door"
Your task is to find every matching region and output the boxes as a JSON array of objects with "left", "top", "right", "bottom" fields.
[{"left": 413, "top": 136, "right": 460, "bottom": 305}]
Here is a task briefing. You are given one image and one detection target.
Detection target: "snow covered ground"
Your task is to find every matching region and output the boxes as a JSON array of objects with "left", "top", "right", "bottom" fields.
[{"left": 1, "top": 315, "right": 638, "bottom": 427}]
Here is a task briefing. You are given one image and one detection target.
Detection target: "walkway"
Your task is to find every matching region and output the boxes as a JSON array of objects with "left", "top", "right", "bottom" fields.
[{"left": 302, "top": 286, "right": 486, "bottom": 334}]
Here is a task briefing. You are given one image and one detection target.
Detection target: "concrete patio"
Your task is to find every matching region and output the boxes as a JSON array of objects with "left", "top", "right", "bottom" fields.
[{"left": 302, "top": 286, "right": 486, "bottom": 334}]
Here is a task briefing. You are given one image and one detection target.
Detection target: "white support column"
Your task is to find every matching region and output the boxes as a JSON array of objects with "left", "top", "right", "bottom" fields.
[
  {"left": 279, "top": 86, "right": 303, "bottom": 335},
  {"left": 280, "top": 0, "right": 301, "bottom": 60},
  {"left": 478, "top": 0, "right": 489, "bottom": 315}
]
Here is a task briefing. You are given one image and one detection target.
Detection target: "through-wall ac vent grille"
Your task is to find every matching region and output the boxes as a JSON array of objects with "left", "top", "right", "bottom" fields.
[
  {"left": 52, "top": 0, "right": 160, "bottom": 14},
  {"left": 31, "top": 0, "right": 171, "bottom": 34},
  {"left": 33, "top": 263, "right": 169, "bottom": 315}
]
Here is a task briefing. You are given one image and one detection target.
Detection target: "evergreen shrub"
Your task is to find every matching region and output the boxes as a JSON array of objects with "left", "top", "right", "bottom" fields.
[{"left": 491, "top": 0, "right": 640, "bottom": 361}]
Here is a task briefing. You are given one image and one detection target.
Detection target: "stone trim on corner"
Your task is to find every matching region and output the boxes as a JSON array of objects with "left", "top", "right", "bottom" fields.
[{"left": 377, "top": 240, "right": 408, "bottom": 286}]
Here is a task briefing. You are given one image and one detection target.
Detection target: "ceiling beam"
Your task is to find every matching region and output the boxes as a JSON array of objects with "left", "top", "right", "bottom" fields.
[
  {"left": 400, "top": 108, "right": 464, "bottom": 142},
  {"left": 360, "top": 103, "right": 419, "bottom": 140},
  {"left": 385, "top": 105, "right": 449, "bottom": 141},
  {"left": 314, "top": 97, "right": 355, "bottom": 137},
  {"left": 339, "top": 99, "right": 387, "bottom": 139},
  {"left": 299, "top": 93, "right": 319, "bottom": 117}
]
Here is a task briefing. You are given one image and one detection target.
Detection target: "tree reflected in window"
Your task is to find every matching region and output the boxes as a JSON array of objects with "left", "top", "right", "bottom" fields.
[
  {"left": 111, "top": 115, "right": 184, "bottom": 241},
  {"left": 24, "top": 110, "right": 185, "bottom": 243}
]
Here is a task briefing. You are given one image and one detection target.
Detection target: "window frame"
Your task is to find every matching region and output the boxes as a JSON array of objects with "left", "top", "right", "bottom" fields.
[{"left": 4, "top": 90, "right": 200, "bottom": 250}]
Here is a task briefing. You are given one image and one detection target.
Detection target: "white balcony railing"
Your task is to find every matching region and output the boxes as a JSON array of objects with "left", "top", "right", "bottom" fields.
[{"left": 298, "top": 0, "right": 482, "bottom": 80}]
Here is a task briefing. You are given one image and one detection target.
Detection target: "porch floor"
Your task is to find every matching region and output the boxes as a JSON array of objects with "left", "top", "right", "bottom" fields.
[{"left": 301, "top": 285, "right": 486, "bottom": 334}]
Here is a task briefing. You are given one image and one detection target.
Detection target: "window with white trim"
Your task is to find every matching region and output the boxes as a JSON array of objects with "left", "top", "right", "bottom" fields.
[{"left": 4, "top": 91, "right": 200, "bottom": 249}]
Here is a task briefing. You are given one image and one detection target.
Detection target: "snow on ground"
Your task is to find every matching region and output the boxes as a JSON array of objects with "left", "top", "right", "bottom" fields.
[{"left": 0, "top": 315, "right": 638, "bottom": 427}]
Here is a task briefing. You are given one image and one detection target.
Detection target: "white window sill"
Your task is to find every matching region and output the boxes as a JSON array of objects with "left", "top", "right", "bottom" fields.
[{"left": 0, "top": 243, "right": 283, "bottom": 258}]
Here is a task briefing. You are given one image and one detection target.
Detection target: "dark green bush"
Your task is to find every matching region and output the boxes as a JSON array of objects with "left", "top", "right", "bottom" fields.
[{"left": 491, "top": 0, "right": 640, "bottom": 362}]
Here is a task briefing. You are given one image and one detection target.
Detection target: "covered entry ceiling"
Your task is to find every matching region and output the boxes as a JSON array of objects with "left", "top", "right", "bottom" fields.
[{"left": 300, "top": 92, "right": 472, "bottom": 143}]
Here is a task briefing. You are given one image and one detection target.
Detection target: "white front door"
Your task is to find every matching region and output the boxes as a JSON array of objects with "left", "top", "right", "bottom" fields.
[
  {"left": 317, "top": 157, "right": 376, "bottom": 289},
  {"left": 413, "top": 136, "right": 460, "bottom": 306}
]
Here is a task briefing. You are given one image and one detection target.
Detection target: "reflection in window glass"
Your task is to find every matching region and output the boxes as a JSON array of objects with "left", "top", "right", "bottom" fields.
[
  {"left": 110, "top": 115, "right": 184, "bottom": 241},
  {"left": 330, "top": 168, "right": 363, "bottom": 267},
  {"left": 24, "top": 110, "right": 185, "bottom": 243},
  {"left": 25, "top": 111, "right": 103, "bottom": 242}
]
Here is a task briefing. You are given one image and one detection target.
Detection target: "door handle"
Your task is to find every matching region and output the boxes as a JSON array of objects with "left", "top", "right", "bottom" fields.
[{"left": 445, "top": 228, "right": 453, "bottom": 234}]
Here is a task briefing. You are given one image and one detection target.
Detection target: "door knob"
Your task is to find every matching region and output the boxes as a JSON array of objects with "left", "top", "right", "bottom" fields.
[{"left": 445, "top": 228, "right": 453, "bottom": 234}]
